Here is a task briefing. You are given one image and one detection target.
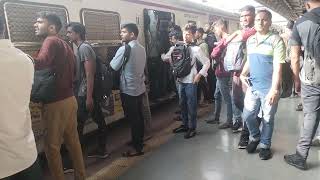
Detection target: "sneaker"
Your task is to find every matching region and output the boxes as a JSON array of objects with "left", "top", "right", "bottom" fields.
[
  {"left": 232, "top": 121, "right": 242, "bottom": 133},
  {"left": 88, "top": 149, "right": 110, "bottom": 159},
  {"left": 218, "top": 121, "right": 232, "bottom": 129},
  {"left": 184, "top": 129, "right": 196, "bottom": 139},
  {"left": 63, "top": 167, "right": 74, "bottom": 174},
  {"left": 238, "top": 134, "right": 249, "bottom": 149},
  {"left": 259, "top": 148, "right": 272, "bottom": 160},
  {"left": 172, "top": 125, "right": 188, "bottom": 133},
  {"left": 246, "top": 140, "right": 260, "bottom": 153},
  {"left": 311, "top": 138, "right": 320, "bottom": 146},
  {"left": 206, "top": 118, "right": 219, "bottom": 124},
  {"left": 284, "top": 153, "right": 307, "bottom": 170}
]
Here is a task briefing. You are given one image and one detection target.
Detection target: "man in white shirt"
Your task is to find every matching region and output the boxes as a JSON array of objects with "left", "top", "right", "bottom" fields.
[
  {"left": 171, "top": 24, "right": 210, "bottom": 139},
  {"left": 162, "top": 30, "right": 183, "bottom": 122},
  {"left": 0, "top": 17, "right": 42, "bottom": 180}
]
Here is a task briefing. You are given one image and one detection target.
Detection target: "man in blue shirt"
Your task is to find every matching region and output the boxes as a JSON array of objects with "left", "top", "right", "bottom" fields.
[
  {"left": 240, "top": 9, "right": 285, "bottom": 160},
  {"left": 110, "top": 23, "right": 146, "bottom": 157}
]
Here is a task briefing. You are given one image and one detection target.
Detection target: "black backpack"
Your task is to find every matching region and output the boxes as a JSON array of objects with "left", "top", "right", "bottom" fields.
[
  {"left": 301, "top": 12, "right": 320, "bottom": 85},
  {"left": 171, "top": 43, "right": 194, "bottom": 78},
  {"left": 112, "top": 44, "right": 131, "bottom": 89},
  {"left": 95, "top": 44, "right": 131, "bottom": 100},
  {"left": 94, "top": 56, "right": 114, "bottom": 101}
]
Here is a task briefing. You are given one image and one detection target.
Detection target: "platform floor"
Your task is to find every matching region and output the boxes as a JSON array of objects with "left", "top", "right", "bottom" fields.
[{"left": 118, "top": 98, "right": 320, "bottom": 180}]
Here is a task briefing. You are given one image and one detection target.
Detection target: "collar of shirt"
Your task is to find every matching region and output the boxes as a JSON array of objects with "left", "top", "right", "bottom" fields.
[
  {"left": 253, "top": 31, "right": 272, "bottom": 46},
  {"left": 0, "top": 39, "right": 13, "bottom": 48},
  {"left": 128, "top": 40, "right": 138, "bottom": 46}
]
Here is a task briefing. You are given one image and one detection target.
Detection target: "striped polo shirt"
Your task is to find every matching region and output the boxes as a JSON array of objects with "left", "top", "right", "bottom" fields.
[{"left": 247, "top": 32, "right": 285, "bottom": 94}]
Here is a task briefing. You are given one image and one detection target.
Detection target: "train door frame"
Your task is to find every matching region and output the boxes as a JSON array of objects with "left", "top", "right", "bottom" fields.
[{"left": 143, "top": 8, "right": 177, "bottom": 102}]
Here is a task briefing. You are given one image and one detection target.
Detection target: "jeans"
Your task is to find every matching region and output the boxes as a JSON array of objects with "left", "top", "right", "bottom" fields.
[
  {"left": 121, "top": 93, "right": 145, "bottom": 152},
  {"left": 214, "top": 77, "right": 233, "bottom": 122},
  {"left": 296, "top": 83, "right": 320, "bottom": 159},
  {"left": 176, "top": 80, "right": 181, "bottom": 104},
  {"left": 180, "top": 83, "right": 198, "bottom": 129},
  {"left": 243, "top": 88, "right": 279, "bottom": 149},
  {"left": 232, "top": 75, "right": 243, "bottom": 123}
]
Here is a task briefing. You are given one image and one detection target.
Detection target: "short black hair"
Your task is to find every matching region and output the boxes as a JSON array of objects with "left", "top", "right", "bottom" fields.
[
  {"left": 67, "top": 22, "right": 86, "bottom": 40},
  {"left": 184, "top": 23, "right": 197, "bottom": 34},
  {"left": 169, "top": 30, "right": 183, "bottom": 41},
  {"left": 37, "top": 12, "right": 62, "bottom": 33},
  {"left": 257, "top": 9, "right": 272, "bottom": 20},
  {"left": 196, "top": 27, "right": 204, "bottom": 34},
  {"left": 121, "top": 23, "right": 139, "bottom": 37},
  {"left": 0, "top": 17, "right": 4, "bottom": 34},
  {"left": 171, "top": 25, "right": 182, "bottom": 32},
  {"left": 240, "top": 5, "right": 255, "bottom": 15}
]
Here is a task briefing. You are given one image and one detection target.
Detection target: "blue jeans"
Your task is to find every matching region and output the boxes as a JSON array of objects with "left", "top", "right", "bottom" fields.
[
  {"left": 214, "top": 77, "right": 233, "bottom": 122},
  {"left": 243, "top": 88, "right": 279, "bottom": 149},
  {"left": 176, "top": 80, "right": 181, "bottom": 105},
  {"left": 180, "top": 83, "right": 198, "bottom": 129},
  {"left": 296, "top": 83, "right": 320, "bottom": 159}
]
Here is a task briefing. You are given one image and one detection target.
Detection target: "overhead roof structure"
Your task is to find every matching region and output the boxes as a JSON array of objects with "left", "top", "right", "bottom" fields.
[{"left": 255, "top": 0, "right": 305, "bottom": 20}]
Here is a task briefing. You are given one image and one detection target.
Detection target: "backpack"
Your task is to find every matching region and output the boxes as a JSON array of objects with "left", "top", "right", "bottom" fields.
[
  {"left": 223, "top": 41, "right": 246, "bottom": 71},
  {"left": 171, "top": 43, "right": 194, "bottom": 78},
  {"left": 112, "top": 44, "right": 131, "bottom": 89},
  {"left": 301, "top": 12, "right": 320, "bottom": 85},
  {"left": 94, "top": 56, "right": 114, "bottom": 101}
]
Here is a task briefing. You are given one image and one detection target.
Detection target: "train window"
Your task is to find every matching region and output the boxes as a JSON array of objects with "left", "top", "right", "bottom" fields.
[
  {"left": 80, "top": 8, "right": 121, "bottom": 43},
  {"left": 188, "top": 20, "right": 197, "bottom": 26},
  {"left": 2, "top": 1, "right": 69, "bottom": 45}
]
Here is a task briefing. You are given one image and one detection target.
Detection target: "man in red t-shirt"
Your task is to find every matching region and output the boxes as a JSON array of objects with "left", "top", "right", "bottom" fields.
[
  {"left": 33, "top": 12, "right": 85, "bottom": 180},
  {"left": 206, "top": 6, "right": 258, "bottom": 148}
]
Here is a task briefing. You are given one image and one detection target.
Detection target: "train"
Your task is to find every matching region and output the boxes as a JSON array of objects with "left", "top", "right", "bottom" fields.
[{"left": 0, "top": 0, "right": 239, "bottom": 152}]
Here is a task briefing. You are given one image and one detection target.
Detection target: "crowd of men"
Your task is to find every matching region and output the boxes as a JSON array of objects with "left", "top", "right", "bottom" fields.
[{"left": 1, "top": 0, "right": 320, "bottom": 179}]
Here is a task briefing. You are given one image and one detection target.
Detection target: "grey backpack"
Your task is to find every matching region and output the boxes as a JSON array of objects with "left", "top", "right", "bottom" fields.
[{"left": 302, "top": 12, "right": 320, "bottom": 85}]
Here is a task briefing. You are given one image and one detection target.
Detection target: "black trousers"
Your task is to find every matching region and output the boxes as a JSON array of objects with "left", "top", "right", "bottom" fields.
[
  {"left": 121, "top": 93, "right": 145, "bottom": 152},
  {"left": 197, "top": 77, "right": 210, "bottom": 102},
  {"left": 77, "top": 96, "right": 107, "bottom": 149},
  {"left": 1, "top": 159, "right": 42, "bottom": 180},
  {"left": 207, "top": 66, "right": 216, "bottom": 101}
]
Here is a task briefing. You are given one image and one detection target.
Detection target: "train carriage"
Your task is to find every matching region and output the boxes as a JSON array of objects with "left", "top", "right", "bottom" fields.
[{"left": 0, "top": 0, "right": 239, "bottom": 152}]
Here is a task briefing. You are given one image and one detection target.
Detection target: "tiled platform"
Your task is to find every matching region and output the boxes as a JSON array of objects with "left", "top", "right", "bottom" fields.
[{"left": 119, "top": 98, "right": 320, "bottom": 180}]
